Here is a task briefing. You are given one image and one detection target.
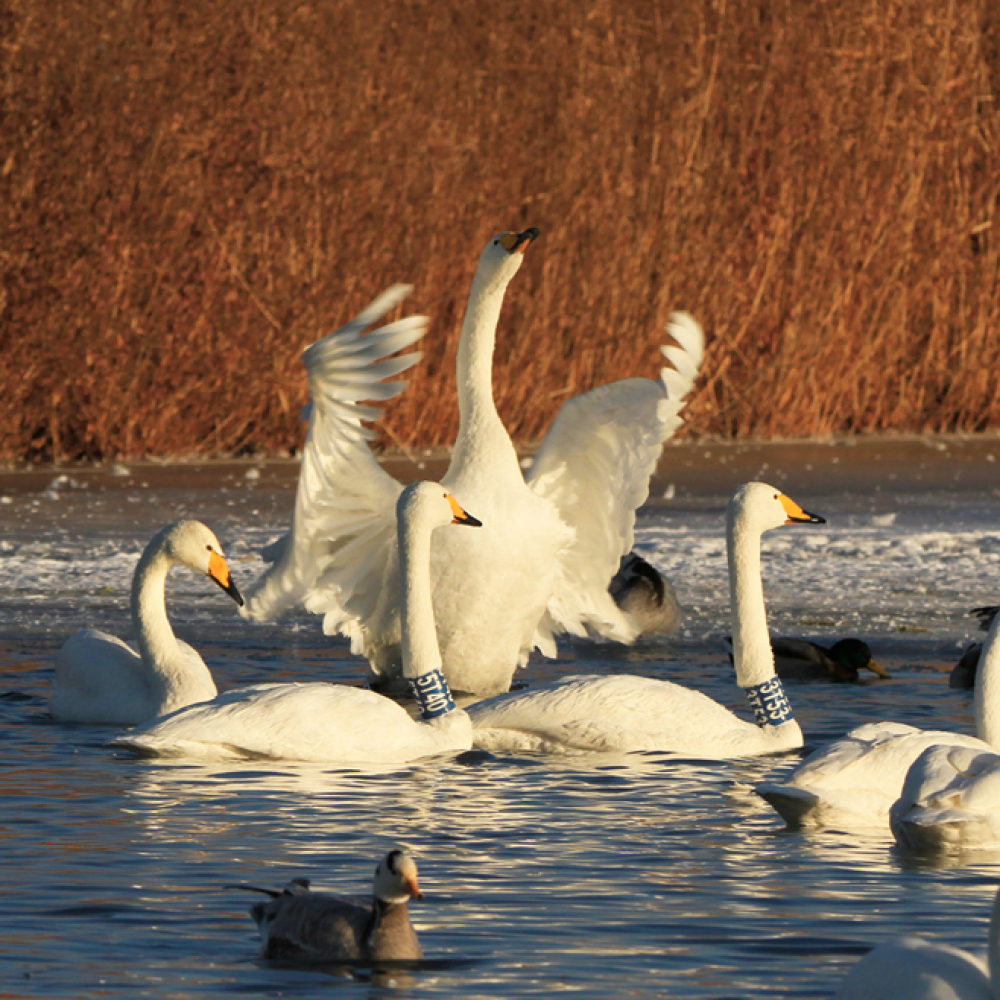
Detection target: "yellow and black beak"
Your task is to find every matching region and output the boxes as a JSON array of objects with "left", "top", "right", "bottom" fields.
[
  {"left": 208, "top": 550, "right": 244, "bottom": 607},
  {"left": 498, "top": 227, "right": 540, "bottom": 254},
  {"left": 447, "top": 494, "right": 482, "bottom": 527},
  {"left": 779, "top": 494, "right": 826, "bottom": 525}
]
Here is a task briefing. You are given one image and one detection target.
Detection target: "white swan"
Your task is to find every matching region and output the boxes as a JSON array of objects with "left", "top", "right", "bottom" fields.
[
  {"left": 756, "top": 598, "right": 1000, "bottom": 830},
  {"left": 112, "top": 483, "right": 479, "bottom": 763},
  {"left": 888, "top": 609, "right": 1000, "bottom": 851},
  {"left": 50, "top": 520, "right": 244, "bottom": 726},
  {"left": 242, "top": 229, "right": 705, "bottom": 695},
  {"left": 466, "top": 482, "right": 825, "bottom": 757},
  {"left": 835, "top": 885, "right": 1000, "bottom": 999},
  {"left": 239, "top": 849, "right": 424, "bottom": 963}
]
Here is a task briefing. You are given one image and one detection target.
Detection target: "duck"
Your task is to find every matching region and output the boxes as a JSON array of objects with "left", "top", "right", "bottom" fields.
[
  {"left": 607, "top": 552, "right": 683, "bottom": 635},
  {"left": 466, "top": 482, "right": 825, "bottom": 757},
  {"left": 50, "top": 520, "right": 244, "bottom": 726},
  {"left": 241, "top": 230, "right": 705, "bottom": 696},
  {"left": 889, "top": 606, "right": 1000, "bottom": 852},
  {"left": 755, "top": 598, "right": 1000, "bottom": 830},
  {"left": 766, "top": 637, "right": 889, "bottom": 682},
  {"left": 112, "top": 483, "right": 480, "bottom": 763},
  {"left": 238, "top": 849, "right": 424, "bottom": 963},
  {"left": 835, "top": 884, "right": 1000, "bottom": 999},
  {"left": 950, "top": 606, "right": 998, "bottom": 689}
]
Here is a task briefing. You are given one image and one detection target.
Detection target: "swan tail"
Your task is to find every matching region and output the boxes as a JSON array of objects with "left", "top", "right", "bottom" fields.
[{"left": 242, "top": 288, "right": 423, "bottom": 625}]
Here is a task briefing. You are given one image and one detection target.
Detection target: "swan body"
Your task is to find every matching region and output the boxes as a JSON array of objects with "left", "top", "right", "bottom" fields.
[
  {"left": 243, "top": 230, "right": 705, "bottom": 695},
  {"left": 835, "top": 886, "right": 1000, "bottom": 999},
  {"left": 468, "top": 483, "right": 824, "bottom": 757},
  {"left": 758, "top": 577, "right": 1000, "bottom": 830},
  {"left": 114, "top": 484, "right": 479, "bottom": 763},
  {"left": 608, "top": 553, "right": 683, "bottom": 635},
  {"left": 50, "top": 521, "right": 243, "bottom": 726},
  {"left": 244, "top": 850, "right": 424, "bottom": 963}
]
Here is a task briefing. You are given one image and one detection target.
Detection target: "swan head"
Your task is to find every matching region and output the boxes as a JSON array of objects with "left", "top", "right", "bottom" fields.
[
  {"left": 473, "top": 227, "right": 541, "bottom": 294},
  {"left": 396, "top": 481, "right": 483, "bottom": 533},
  {"left": 373, "top": 849, "right": 423, "bottom": 904},
  {"left": 158, "top": 520, "right": 244, "bottom": 607},
  {"left": 727, "top": 482, "right": 825, "bottom": 536}
]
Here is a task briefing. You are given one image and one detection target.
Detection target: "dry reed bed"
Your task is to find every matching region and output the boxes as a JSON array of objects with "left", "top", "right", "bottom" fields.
[{"left": 1, "top": 0, "right": 998, "bottom": 461}]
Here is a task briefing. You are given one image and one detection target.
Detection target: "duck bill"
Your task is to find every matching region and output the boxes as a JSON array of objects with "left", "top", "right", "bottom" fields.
[
  {"left": 447, "top": 494, "right": 482, "bottom": 527},
  {"left": 208, "top": 550, "right": 244, "bottom": 607},
  {"left": 779, "top": 494, "right": 826, "bottom": 525},
  {"left": 406, "top": 876, "right": 424, "bottom": 900},
  {"left": 866, "top": 660, "right": 891, "bottom": 679}
]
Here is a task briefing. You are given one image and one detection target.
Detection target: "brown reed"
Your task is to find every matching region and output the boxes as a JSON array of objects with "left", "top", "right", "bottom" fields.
[{"left": 1, "top": 0, "right": 998, "bottom": 462}]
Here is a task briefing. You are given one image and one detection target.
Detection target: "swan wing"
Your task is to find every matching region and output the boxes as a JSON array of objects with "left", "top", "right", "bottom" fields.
[
  {"left": 526, "top": 313, "right": 704, "bottom": 646},
  {"left": 242, "top": 286, "right": 427, "bottom": 655}
]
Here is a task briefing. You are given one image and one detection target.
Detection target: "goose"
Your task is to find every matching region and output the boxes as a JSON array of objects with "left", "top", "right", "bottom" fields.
[
  {"left": 50, "top": 520, "right": 243, "bottom": 726},
  {"left": 466, "top": 482, "right": 825, "bottom": 757},
  {"left": 237, "top": 849, "right": 424, "bottom": 963},
  {"left": 112, "top": 483, "right": 479, "bottom": 763},
  {"left": 889, "top": 608, "right": 1000, "bottom": 852},
  {"left": 756, "top": 599, "right": 1000, "bottom": 830},
  {"left": 951, "top": 607, "right": 998, "bottom": 689},
  {"left": 241, "top": 229, "right": 705, "bottom": 696},
  {"left": 607, "top": 552, "right": 683, "bottom": 635},
  {"left": 835, "top": 885, "right": 1000, "bottom": 999}
]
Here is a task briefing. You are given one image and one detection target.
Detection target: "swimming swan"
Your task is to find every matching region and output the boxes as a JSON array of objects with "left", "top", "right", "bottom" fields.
[
  {"left": 835, "top": 884, "right": 1000, "bottom": 999},
  {"left": 466, "top": 482, "right": 825, "bottom": 757},
  {"left": 239, "top": 849, "right": 424, "bottom": 962},
  {"left": 50, "top": 520, "right": 243, "bottom": 726},
  {"left": 112, "top": 483, "right": 479, "bottom": 763},
  {"left": 242, "top": 229, "right": 705, "bottom": 695},
  {"left": 889, "top": 609, "right": 1000, "bottom": 852},
  {"left": 756, "top": 595, "right": 1000, "bottom": 830}
]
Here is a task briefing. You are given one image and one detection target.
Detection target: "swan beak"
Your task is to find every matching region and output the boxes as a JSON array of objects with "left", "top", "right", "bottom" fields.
[
  {"left": 208, "top": 550, "right": 245, "bottom": 607},
  {"left": 867, "top": 660, "right": 891, "bottom": 679},
  {"left": 500, "top": 228, "right": 540, "bottom": 254},
  {"left": 406, "top": 875, "right": 424, "bottom": 900},
  {"left": 447, "top": 494, "right": 483, "bottom": 527},
  {"left": 779, "top": 494, "right": 826, "bottom": 525}
]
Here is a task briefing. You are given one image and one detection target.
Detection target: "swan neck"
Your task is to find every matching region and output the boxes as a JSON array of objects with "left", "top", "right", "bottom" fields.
[
  {"left": 727, "top": 514, "right": 776, "bottom": 690},
  {"left": 398, "top": 514, "right": 443, "bottom": 683},
  {"left": 452, "top": 269, "right": 521, "bottom": 479},
  {"left": 131, "top": 544, "right": 184, "bottom": 683},
  {"left": 975, "top": 610, "right": 1000, "bottom": 748}
]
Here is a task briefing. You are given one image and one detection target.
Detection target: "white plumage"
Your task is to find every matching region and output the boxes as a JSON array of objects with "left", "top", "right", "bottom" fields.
[
  {"left": 757, "top": 579, "right": 1000, "bottom": 831},
  {"left": 468, "top": 483, "right": 824, "bottom": 757},
  {"left": 835, "top": 886, "right": 1000, "bottom": 1000},
  {"left": 242, "top": 228, "right": 704, "bottom": 695},
  {"left": 113, "top": 484, "right": 478, "bottom": 763},
  {"left": 50, "top": 520, "right": 243, "bottom": 726}
]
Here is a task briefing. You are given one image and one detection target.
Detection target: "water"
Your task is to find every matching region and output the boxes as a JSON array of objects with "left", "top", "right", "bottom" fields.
[{"left": 2, "top": 446, "right": 1000, "bottom": 998}]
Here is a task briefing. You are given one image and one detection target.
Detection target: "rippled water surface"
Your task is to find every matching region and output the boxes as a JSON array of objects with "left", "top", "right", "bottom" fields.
[{"left": 3, "top": 448, "right": 1000, "bottom": 998}]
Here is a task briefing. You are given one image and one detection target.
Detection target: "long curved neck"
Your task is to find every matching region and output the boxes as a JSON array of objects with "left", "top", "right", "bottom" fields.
[
  {"left": 131, "top": 545, "right": 185, "bottom": 685},
  {"left": 727, "top": 512, "right": 775, "bottom": 690},
  {"left": 975, "top": 610, "right": 1000, "bottom": 747},
  {"left": 450, "top": 270, "right": 521, "bottom": 483},
  {"left": 399, "top": 514, "right": 442, "bottom": 682}
]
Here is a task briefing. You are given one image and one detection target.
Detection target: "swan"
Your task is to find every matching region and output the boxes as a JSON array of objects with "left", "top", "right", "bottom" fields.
[
  {"left": 466, "top": 482, "right": 825, "bottom": 757},
  {"left": 237, "top": 849, "right": 424, "bottom": 963},
  {"left": 50, "top": 520, "right": 244, "bottom": 725},
  {"left": 112, "top": 483, "right": 479, "bottom": 763},
  {"left": 608, "top": 552, "right": 683, "bottom": 635},
  {"left": 756, "top": 597, "right": 1000, "bottom": 830},
  {"left": 835, "top": 885, "right": 1000, "bottom": 999},
  {"left": 242, "top": 229, "right": 705, "bottom": 695},
  {"left": 889, "top": 609, "right": 1000, "bottom": 852}
]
